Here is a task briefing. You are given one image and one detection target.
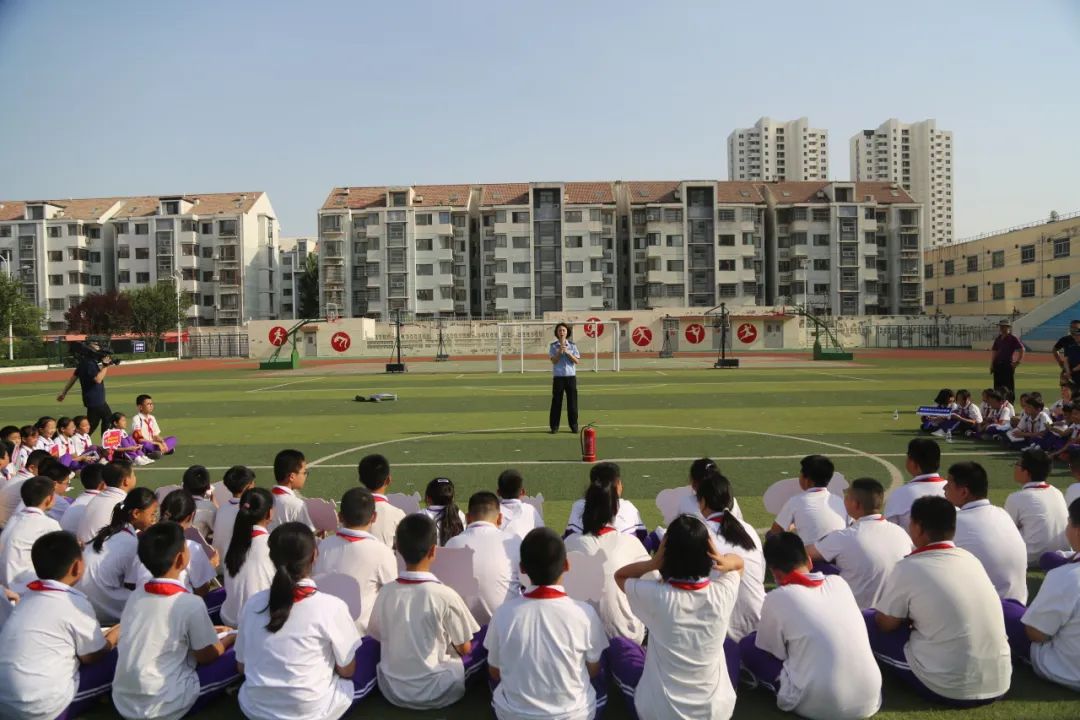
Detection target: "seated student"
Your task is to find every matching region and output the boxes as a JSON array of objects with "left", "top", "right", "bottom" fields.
[
  {"left": 1049, "top": 381, "right": 1076, "bottom": 427},
  {"left": 0, "top": 477, "right": 62, "bottom": 591},
  {"left": 1041, "top": 402, "right": 1077, "bottom": 454},
  {"left": 267, "top": 449, "right": 314, "bottom": 532},
  {"left": 0, "top": 449, "right": 51, "bottom": 527},
  {"left": 0, "top": 531, "right": 120, "bottom": 720},
  {"left": 496, "top": 469, "right": 545, "bottom": 539},
  {"left": 314, "top": 487, "right": 397, "bottom": 634},
  {"left": 978, "top": 389, "right": 1015, "bottom": 440},
  {"left": 0, "top": 425, "right": 20, "bottom": 470},
  {"left": 565, "top": 472, "right": 652, "bottom": 645},
  {"left": 920, "top": 388, "right": 955, "bottom": 432},
  {"left": 78, "top": 459, "right": 138, "bottom": 544},
  {"left": 1047, "top": 403, "right": 1080, "bottom": 461},
  {"left": 0, "top": 441, "right": 11, "bottom": 485},
  {"left": 885, "top": 438, "right": 945, "bottom": 530},
  {"left": 111, "top": 522, "right": 237, "bottom": 719},
  {"left": 34, "top": 416, "right": 58, "bottom": 455},
  {"left": 697, "top": 468, "right": 765, "bottom": 642},
  {"left": 60, "top": 465, "right": 106, "bottom": 536},
  {"left": 77, "top": 487, "right": 159, "bottom": 624},
  {"left": 806, "top": 477, "right": 914, "bottom": 610},
  {"left": 444, "top": 491, "right": 521, "bottom": 625},
  {"left": 672, "top": 458, "right": 745, "bottom": 520},
  {"left": 211, "top": 465, "right": 256, "bottom": 564},
  {"left": 102, "top": 413, "right": 152, "bottom": 467},
  {"left": 56, "top": 416, "right": 97, "bottom": 470},
  {"left": 131, "top": 394, "right": 178, "bottom": 459},
  {"left": 12, "top": 425, "right": 39, "bottom": 474},
  {"left": 422, "top": 477, "right": 466, "bottom": 546},
  {"left": 1006, "top": 395, "right": 1053, "bottom": 450},
  {"left": 36, "top": 456, "right": 74, "bottom": 522},
  {"left": 869, "top": 496, "right": 1011, "bottom": 707},
  {"left": 357, "top": 453, "right": 405, "bottom": 547},
  {"left": 935, "top": 388, "right": 983, "bottom": 438},
  {"left": 236, "top": 522, "right": 375, "bottom": 720},
  {"left": 741, "top": 532, "right": 882, "bottom": 720},
  {"left": 146, "top": 491, "right": 218, "bottom": 598},
  {"left": 220, "top": 487, "right": 275, "bottom": 628},
  {"left": 1005, "top": 498, "right": 1080, "bottom": 692},
  {"left": 368, "top": 513, "right": 483, "bottom": 710},
  {"left": 487, "top": 527, "right": 609, "bottom": 720},
  {"left": 1006, "top": 448, "right": 1070, "bottom": 564},
  {"left": 73, "top": 416, "right": 98, "bottom": 462},
  {"left": 180, "top": 465, "right": 216, "bottom": 542},
  {"left": 945, "top": 461, "right": 1029, "bottom": 603},
  {"left": 769, "top": 455, "right": 847, "bottom": 545},
  {"left": 565, "top": 462, "right": 647, "bottom": 540},
  {"left": 1068, "top": 450, "right": 1080, "bottom": 510}
]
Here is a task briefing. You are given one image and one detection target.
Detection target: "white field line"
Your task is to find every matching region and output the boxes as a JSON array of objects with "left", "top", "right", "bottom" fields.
[
  {"left": 246, "top": 377, "right": 325, "bottom": 393},
  {"left": 655, "top": 371, "right": 669, "bottom": 376},
  {"left": 807, "top": 372, "right": 882, "bottom": 382},
  {"left": 0, "top": 391, "right": 63, "bottom": 402}
]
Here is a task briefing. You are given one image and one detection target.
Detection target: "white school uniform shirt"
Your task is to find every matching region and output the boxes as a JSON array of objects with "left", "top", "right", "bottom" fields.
[
  {"left": 1008, "top": 410, "right": 1053, "bottom": 442},
  {"left": 957, "top": 401, "right": 983, "bottom": 424},
  {"left": 498, "top": 498, "right": 545, "bottom": 539},
  {"left": 0, "top": 579, "right": 107, "bottom": 720},
  {"left": 368, "top": 570, "right": 480, "bottom": 710},
  {"left": 565, "top": 497, "right": 646, "bottom": 537},
  {"left": 705, "top": 511, "right": 765, "bottom": 640},
  {"left": 874, "top": 542, "right": 1012, "bottom": 701},
  {"left": 1022, "top": 558, "right": 1080, "bottom": 691},
  {"left": 774, "top": 487, "right": 847, "bottom": 545},
  {"left": 59, "top": 489, "right": 100, "bottom": 536},
  {"left": 1067, "top": 482, "right": 1080, "bottom": 508},
  {"left": 76, "top": 524, "right": 142, "bottom": 623},
  {"left": 487, "top": 585, "right": 608, "bottom": 720},
  {"left": 1006, "top": 482, "right": 1070, "bottom": 563},
  {"left": 267, "top": 486, "right": 314, "bottom": 531},
  {"left": 565, "top": 529, "right": 651, "bottom": 643},
  {"left": 814, "top": 513, "right": 914, "bottom": 610},
  {"left": 47, "top": 494, "right": 71, "bottom": 523},
  {"left": 192, "top": 496, "right": 216, "bottom": 543},
  {"left": 77, "top": 486, "right": 127, "bottom": 544},
  {"left": 236, "top": 580, "right": 363, "bottom": 720},
  {"left": 0, "top": 508, "right": 61, "bottom": 591},
  {"left": 314, "top": 527, "right": 397, "bottom": 633},
  {"left": 74, "top": 432, "right": 95, "bottom": 457},
  {"left": 369, "top": 493, "right": 405, "bottom": 547},
  {"left": 211, "top": 498, "right": 242, "bottom": 565},
  {"left": 443, "top": 521, "right": 521, "bottom": 625},
  {"left": 0, "top": 476, "right": 30, "bottom": 527},
  {"left": 884, "top": 473, "right": 946, "bottom": 531},
  {"left": 421, "top": 505, "right": 467, "bottom": 544},
  {"left": 987, "top": 403, "right": 1015, "bottom": 430},
  {"left": 221, "top": 528, "right": 275, "bottom": 628},
  {"left": 133, "top": 538, "right": 216, "bottom": 593},
  {"left": 130, "top": 412, "right": 163, "bottom": 444},
  {"left": 953, "top": 499, "right": 1029, "bottom": 603},
  {"left": 112, "top": 578, "right": 220, "bottom": 720},
  {"left": 676, "top": 487, "right": 744, "bottom": 521},
  {"left": 627, "top": 572, "right": 741, "bottom": 720},
  {"left": 756, "top": 574, "right": 881, "bottom": 720},
  {"left": 11, "top": 444, "right": 30, "bottom": 474}
]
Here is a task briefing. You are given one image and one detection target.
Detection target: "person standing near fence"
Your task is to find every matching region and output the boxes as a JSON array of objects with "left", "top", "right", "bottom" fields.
[
  {"left": 549, "top": 322, "right": 580, "bottom": 434},
  {"left": 1052, "top": 320, "right": 1080, "bottom": 385},
  {"left": 56, "top": 342, "right": 113, "bottom": 438},
  {"left": 990, "top": 320, "right": 1024, "bottom": 398}
]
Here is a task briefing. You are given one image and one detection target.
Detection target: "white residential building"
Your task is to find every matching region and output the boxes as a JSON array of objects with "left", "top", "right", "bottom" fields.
[
  {"left": 278, "top": 237, "right": 315, "bottom": 319},
  {"left": 728, "top": 117, "right": 829, "bottom": 182},
  {"left": 850, "top": 119, "right": 954, "bottom": 246}
]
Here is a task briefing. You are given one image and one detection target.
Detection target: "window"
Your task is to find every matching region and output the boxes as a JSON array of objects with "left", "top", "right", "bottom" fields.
[
  {"left": 90, "top": 275, "right": 101, "bottom": 287},
  {"left": 718, "top": 259, "right": 735, "bottom": 271},
  {"left": 1054, "top": 275, "right": 1071, "bottom": 295},
  {"left": 513, "top": 286, "right": 530, "bottom": 299},
  {"left": 48, "top": 274, "right": 63, "bottom": 286},
  {"left": 416, "top": 237, "right": 433, "bottom": 251},
  {"left": 513, "top": 262, "right": 530, "bottom": 274},
  {"left": 162, "top": 200, "right": 179, "bottom": 215},
  {"left": 203, "top": 295, "right": 214, "bottom": 307},
  {"left": 512, "top": 236, "right": 529, "bottom": 249},
  {"left": 813, "top": 234, "right": 829, "bottom": 246},
  {"left": 813, "top": 283, "right": 830, "bottom": 294},
  {"left": 565, "top": 236, "right": 583, "bottom": 248},
  {"left": 1054, "top": 238, "right": 1071, "bottom": 259},
  {"left": 663, "top": 209, "right": 682, "bottom": 223},
  {"left": 792, "top": 208, "right": 808, "bottom": 221},
  {"left": 992, "top": 282, "right": 1005, "bottom": 300},
  {"left": 0, "top": 226, "right": 9, "bottom": 238},
  {"left": 966, "top": 256, "right": 978, "bottom": 272},
  {"left": 134, "top": 247, "right": 149, "bottom": 260},
  {"left": 201, "top": 246, "right": 213, "bottom": 259},
  {"left": 992, "top": 250, "right": 1005, "bottom": 268},
  {"left": 566, "top": 261, "right": 583, "bottom": 273},
  {"left": 391, "top": 192, "right": 408, "bottom": 207},
  {"left": 200, "top": 222, "right": 213, "bottom": 234},
  {"left": 48, "top": 226, "right": 61, "bottom": 238},
  {"left": 813, "top": 259, "right": 830, "bottom": 271},
  {"left": 202, "top": 271, "right": 214, "bottom": 281},
  {"left": 182, "top": 244, "right": 195, "bottom": 256},
  {"left": 117, "top": 270, "right": 130, "bottom": 283},
  {"left": 416, "top": 214, "right": 432, "bottom": 226},
  {"left": 718, "top": 284, "right": 737, "bottom": 297},
  {"left": 718, "top": 235, "right": 735, "bottom": 246},
  {"left": 667, "top": 260, "right": 684, "bottom": 272},
  {"left": 136, "top": 272, "right": 150, "bottom": 283},
  {"left": 812, "top": 208, "right": 830, "bottom": 222},
  {"left": 792, "top": 232, "right": 807, "bottom": 246},
  {"left": 742, "top": 208, "right": 756, "bottom": 222},
  {"left": 1021, "top": 279, "right": 1035, "bottom": 297},
  {"left": 924, "top": 263, "right": 934, "bottom": 279},
  {"left": 181, "top": 220, "right": 196, "bottom": 233},
  {"left": 566, "top": 286, "right": 584, "bottom": 298},
  {"left": 416, "top": 264, "right": 433, "bottom": 276},
  {"left": 564, "top": 211, "right": 582, "bottom": 223},
  {"left": 1021, "top": 245, "right": 1035, "bottom": 263},
  {"left": 416, "top": 289, "right": 433, "bottom": 301},
  {"left": 944, "top": 289, "right": 955, "bottom": 304},
  {"left": 967, "top": 286, "right": 979, "bottom": 302},
  {"left": 512, "top": 211, "right": 529, "bottom": 224},
  {"left": 924, "top": 291, "right": 934, "bottom": 306},
  {"left": 47, "top": 250, "right": 62, "bottom": 262},
  {"left": 48, "top": 298, "right": 65, "bottom": 310},
  {"left": 944, "top": 260, "right": 954, "bottom": 276},
  {"left": 439, "top": 212, "right": 451, "bottom": 224},
  {"left": 219, "top": 220, "right": 237, "bottom": 236},
  {"left": 717, "top": 209, "right": 735, "bottom": 222}
]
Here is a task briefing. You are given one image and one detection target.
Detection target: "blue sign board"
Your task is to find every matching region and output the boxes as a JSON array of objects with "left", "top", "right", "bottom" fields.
[{"left": 132, "top": 340, "right": 146, "bottom": 353}]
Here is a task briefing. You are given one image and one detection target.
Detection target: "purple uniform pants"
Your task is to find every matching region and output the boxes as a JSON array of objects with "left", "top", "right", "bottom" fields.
[
  {"left": 56, "top": 650, "right": 118, "bottom": 720},
  {"left": 141, "top": 436, "right": 178, "bottom": 455},
  {"left": 351, "top": 636, "right": 381, "bottom": 702}
]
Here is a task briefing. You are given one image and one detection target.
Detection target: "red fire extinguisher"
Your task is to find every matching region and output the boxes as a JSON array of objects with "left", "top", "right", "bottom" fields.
[{"left": 580, "top": 423, "right": 597, "bottom": 463}]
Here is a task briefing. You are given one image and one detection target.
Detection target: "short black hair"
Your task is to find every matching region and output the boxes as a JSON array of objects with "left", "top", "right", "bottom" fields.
[
  {"left": 357, "top": 453, "right": 390, "bottom": 490},
  {"left": 396, "top": 513, "right": 437, "bottom": 565},
  {"left": 659, "top": 515, "right": 714, "bottom": 580},
  {"left": 136, "top": 394, "right": 152, "bottom": 406},
  {"left": 800, "top": 455, "right": 834, "bottom": 487},
  {"left": 339, "top": 487, "right": 376, "bottom": 527},
  {"left": 20, "top": 476, "right": 55, "bottom": 508},
  {"left": 78, "top": 464, "right": 105, "bottom": 491},
  {"left": 763, "top": 532, "right": 809, "bottom": 574},
  {"left": 467, "top": 491, "right": 500, "bottom": 520},
  {"left": 102, "top": 459, "right": 134, "bottom": 488},
  {"left": 25, "top": 449, "right": 51, "bottom": 470},
  {"left": 948, "top": 461, "right": 988, "bottom": 498},
  {"left": 496, "top": 469, "right": 523, "bottom": 499},
  {"left": 31, "top": 531, "right": 82, "bottom": 581},
  {"left": 182, "top": 465, "right": 211, "bottom": 496},
  {"left": 1018, "top": 447, "right": 1051, "bottom": 483},
  {"left": 520, "top": 527, "right": 565, "bottom": 586},
  {"left": 910, "top": 496, "right": 956, "bottom": 541},
  {"left": 553, "top": 322, "right": 572, "bottom": 339},
  {"left": 1069, "top": 497, "right": 1080, "bottom": 527},
  {"left": 1029, "top": 395, "right": 1046, "bottom": 411},
  {"left": 907, "top": 438, "right": 941, "bottom": 473},
  {"left": 37, "top": 457, "right": 71, "bottom": 483},
  {"left": 0, "top": 441, "right": 9, "bottom": 460},
  {"left": 137, "top": 522, "right": 187, "bottom": 578},
  {"left": 273, "top": 449, "right": 305, "bottom": 484},
  {"left": 0, "top": 425, "right": 18, "bottom": 441},
  {"left": 223, "top": 465, "right": 257, "bottom": 495},
  {"left": 847, "top": 478, "right": 885, "bottom": 514}
]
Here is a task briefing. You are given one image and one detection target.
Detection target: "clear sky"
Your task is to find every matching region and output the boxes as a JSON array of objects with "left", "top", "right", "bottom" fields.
[{"left": 0, "top": 0, "right": 1077, "bottom": 240}]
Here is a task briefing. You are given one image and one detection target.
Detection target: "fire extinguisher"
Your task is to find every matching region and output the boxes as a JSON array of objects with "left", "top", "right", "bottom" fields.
[{"left": 580, "top": 423, "right": 597, "bottom": 463}]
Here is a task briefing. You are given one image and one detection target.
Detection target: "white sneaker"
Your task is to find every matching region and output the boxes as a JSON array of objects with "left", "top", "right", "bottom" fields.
[
  {"left": 931, "top": 429, "right": 946, "bottom": 438},
  {"left": 133, "top": 455, "right": 153, "bottom": 466}
]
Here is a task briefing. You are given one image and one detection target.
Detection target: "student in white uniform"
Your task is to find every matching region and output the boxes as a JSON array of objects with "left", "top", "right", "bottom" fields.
[
  {"left": 565, "top": 462, "right": 647, "bottom": 541},
  {"left": 1006, "top": 447, "right": 1070, "bottom": 564},
  {"left": 0, "top": 449, "right": 50, "bottom": 528},
  {"left": 444, "top": 491, "right": 521, "bottom": 625},
  {"left": 236, "top": 522, "right": 375, "bottom": 719},
  {"left": 368, "top": 513, "right": 483, "bottom": 710},
  {"left": 740, "top": 532, "right": 882, "bottom": 720},
  {"left": 565, "top": 476, "right": 651, "bottom": 645},
  {"left": 674, "top": 458, "right": 745, "bottom": 519},
  {"left": 1007, "top": 395, "right": 1053, "bottom": 449},
  {"left": 885, "top": 437, "right": 946, "bottom": 530},
  {"left": 697, "top": 468, "right": 764, "bottom": 643},
  {"left": 496, "top": 468, "right": 545, "bottom": 539},
  {"left": 38, "top": 456, "right": 73, "bottom": 522},
  {"left": 944, "top": 461, "right": 1029, "bottom": 603},
  {"left": 487, "top": 527, "right": 609, "bottom": 720},
  {"left": 769, "top": 454, "right": 847, "bottom": 545},
  {"left": 314, "top": 487, "right": 396, "bottom": 633},
  {"left": 0, "top": 477, "right": 61, "bottom": 591},
  {"left": 612, "top": 516, "right": 745, "bottom": 720},
  {"left": 806, "top": 477, "right": 914, "bottom": 610},
  {"left": 0, "top": 442, "right": 11, "bottom": 486},
  {"left": 149, "top": 490, "right": 218, "bottom": 600},
  {"left": 211, "top": 465, "right": 256, "bottom": 566},
  {"left": 422, "top": 477, "right": 466, "bottom": 546},
  {"left": 268, "top": 449, "right": 314, "bottom": 532},
  {"left": 0, "top": 531, "right": 120, "bottom": 720},
  {"left": 78, "top": 459, "right": 138, "bottom": 545},
  {"left": 131, "top": 394, "right": 178, "bottom": 458},
  {"left": 937, "top": 388, "right": 983, "bottom": 437},
  {"left": 870, "top": 496, "right": 1012, "bottom": 707},
  {"left": 60, "top": 464, "right": 105, "bottom": 537},
  {"left": 112, "top": 523, "right": 237, "bottom": 720},
  {"left": 77, "top": 487, "right": 159, "bottom": 623},
  {"left": 358, "top": 453, "right": 405, "bottom": 547},
  {"left": 220, "top": 487, "right": 275, "bottom": 628},
  {"left": 1066, "top": 452, "right": 1080, "bottom": 509},
  {"left": 181, "top": 464, "right": 216, "bottom": 542}
]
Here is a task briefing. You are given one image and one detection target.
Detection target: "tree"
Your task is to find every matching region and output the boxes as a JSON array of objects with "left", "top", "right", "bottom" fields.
[
  {"left": 126, "top": 281, "right": 185, "bottom": 351},
  {"left": 298, "top": 252, "right": 320, "bottom": 318},
  {"left": 0, "top": 271, "right": 45, "bottom": 337},
  {"left": 64, "top": 291, "right": 133, "bottom": 336}
]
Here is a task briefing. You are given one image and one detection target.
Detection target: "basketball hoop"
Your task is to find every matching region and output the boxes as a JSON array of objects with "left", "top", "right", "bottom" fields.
[{"left": 326, "top": 304, "right": 340, "bottom": 324}]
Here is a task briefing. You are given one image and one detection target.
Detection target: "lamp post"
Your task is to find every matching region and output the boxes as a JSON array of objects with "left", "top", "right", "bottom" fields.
[
  {"left": 0, "top": 254, "right": 12, "bottom": 361},
  {"left": 171, "top": 271, "right": 183, "bottom": 361}
]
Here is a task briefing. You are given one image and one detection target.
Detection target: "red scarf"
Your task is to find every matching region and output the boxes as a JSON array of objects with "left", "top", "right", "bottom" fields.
[
  {"left": 373, "top": 495, "right": 388, "bottom": 503},
  {"left": 293, "top": 584, "right": 317, "bottom": 602},
  {"left": 337, "top": 531, "right": 367, "bottom": 543},
  {"left": 913, "top": 474, "right": 944, "bottom": 483},
  {"left": 910, "top": 541, "right": 955, "bottom": 556},
  {"left": 1024, "top": 483, "right": 1051, "bottom": 490},
  {"left": 667, "top": 578, "right": 710, "bottom": 591},
  {"left": 26, "top": 580, "right": 69, "bottom": 593},
  {"left": 144, "top": 581, "right": 187, "bottom": 596},
  {"left": 251, "top": 527, "right": 268, "bottom": 538},
  {"left": 523, "top": 586, "right": 567, "bottom": 599},
  {"left": 596, "top": 526, "right": 617, "bottom": 536},
  {"left": 271, "top": 486, "right": 292, "bottom": 496},
  {"left": 778, "top": 571, "right": 825, "bottom": 588}
]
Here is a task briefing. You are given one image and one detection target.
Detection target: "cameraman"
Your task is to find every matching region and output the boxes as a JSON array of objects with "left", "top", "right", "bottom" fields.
[{"left": 57, "top": 342, "right": 114, "bottom": 436}]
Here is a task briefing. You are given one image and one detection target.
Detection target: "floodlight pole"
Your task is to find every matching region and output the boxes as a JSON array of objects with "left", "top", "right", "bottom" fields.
[
  {"left": 171, "top": 271, "right": 183, "bottom": 360},
  {"left": 0, "top": 254, "right": 12, "bottom": 360}
]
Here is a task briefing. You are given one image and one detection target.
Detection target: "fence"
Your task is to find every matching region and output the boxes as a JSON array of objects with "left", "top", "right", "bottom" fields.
[
  {"left": 185, "top": 333, "right": 249, "bottom": 358},
  {"left": 860, "top": 323, "right": 1000, "bottom": 349}
]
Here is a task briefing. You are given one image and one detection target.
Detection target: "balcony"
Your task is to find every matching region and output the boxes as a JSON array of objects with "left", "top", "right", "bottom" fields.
[
  {"left": 533, "top": 207, "right": 558, "bottom": 221},
  {"left": 839, "top": 280, "right": 859, "bottom": 292},
  {"left": 688, "top": 206, "right": 712, "bottom": 220}
]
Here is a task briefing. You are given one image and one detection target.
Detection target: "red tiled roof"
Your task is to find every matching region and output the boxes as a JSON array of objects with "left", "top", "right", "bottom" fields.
[
  {"left": 411, "top": 185, "right": 471, "bottom": 208},
  {"left": 0, "top": 198, "right": 126, "bottom": 222},
  {"left": 479, "top": 183, "right": 530, "bottom": 206},
  {"left": 626, "top": 181, "right": 681, "bottom": 204},
  {"left": 565, "top": 182, "right": 615, "bottom": 205},
  {"left": 715, "top": 182, "right": 764, "bottom": 204},
  {"left": 321, "top": 187, "right": 387, "bottom": 211},
  {"left": 756, "top": 181, "right": 832, "bottom": 204},
  {"left": 855, "top": 182, "right": 915, "bottom": 204},
  {"left": 112, "top": 192, "right": 264, "bottom": 218}
]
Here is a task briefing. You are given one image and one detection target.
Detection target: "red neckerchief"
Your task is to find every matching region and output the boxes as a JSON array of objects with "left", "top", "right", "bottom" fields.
[
  {"left": 373, "top": 494, "right": 388, "bottom": 503},
  {"left": 596, "top": 525, "right": 617, "bottom": 536},
  {"left": 910, "top": 541, "right": 956, "bottom": 556},
  {"left": 271, "top": 486, "right": 293, "bottom": 497},
  {"left": 777, "top": 571, "right": 826, "bottom": 588},
  {"left": 336, "top": 530, "right": 367, "bottom": 543},
  {"left": 293, "top": 580, "right": 317, "bottom": 602},
  {"left": 912, "top": 474, "right": 944, "bottom": 483},
  {"left": 1023, "top": 482, "right": 1051, "bottom": 490},
  {"left": 144, "top": 580, "right": 188, "bottom": 596},
  {"left": 251, "top": 527, "right": 269, "bottom": 538},
  {"left": 667, "top": 578, "right": 711, "bottom": 591},
  {"left": 858, "top": 514, "right": 886, "bottom": 522},
  {"left": 523, "top": 585, "right": 568, "bottom": 599},
  {"left": 706, "top": 512, "right": 726, "bottom": 523},
  {"left": 26, "top": 579, "right": 70, "bottom": 593}
]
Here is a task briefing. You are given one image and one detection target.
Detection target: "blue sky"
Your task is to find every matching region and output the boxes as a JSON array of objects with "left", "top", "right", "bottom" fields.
[{"left": 0, "top": 0, "right": 1077, "bottom": 239}]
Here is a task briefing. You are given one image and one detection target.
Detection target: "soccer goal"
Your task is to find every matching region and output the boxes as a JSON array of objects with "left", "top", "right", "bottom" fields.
[{"left": 496, "top": 320, "right": 621, "bottom": 373}]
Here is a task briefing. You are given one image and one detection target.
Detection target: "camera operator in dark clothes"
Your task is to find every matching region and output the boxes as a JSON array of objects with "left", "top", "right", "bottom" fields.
[{"left": 56, "top": 341, "right": 119, "bottom": 437}]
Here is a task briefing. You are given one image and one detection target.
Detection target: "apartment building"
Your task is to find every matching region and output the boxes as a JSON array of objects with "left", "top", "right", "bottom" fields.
[
  {"left": 924, "top": 213, "right": 1080, "bottom": 316},
  {"left": 278, "top": 237, "right": 315, "bottom": 319},
  {"left": 727, "top": 117, "right": 829, "bottom": 182},
  {"left": 851, "top": 119, "right": 954, "bottom": 246}
]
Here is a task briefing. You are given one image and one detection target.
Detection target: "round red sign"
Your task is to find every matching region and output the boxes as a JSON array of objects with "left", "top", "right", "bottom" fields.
[
  {"left": 684, "top": 323, "right": 706, "bottom": 344},
  {"left": 268, "top": 326, "right": 288, "bottom": 347},
  {"left": 330, "top": 331, "right": 351, "bottom": 352},
  {"left": 583, "top": 317, "right": 604, "bottom": 338},
  {"left": 631, "top": 326, "right": 653, "bottom": 347},
  {"left": 737, "top": 323, "right": 758, "bottom": 344}
]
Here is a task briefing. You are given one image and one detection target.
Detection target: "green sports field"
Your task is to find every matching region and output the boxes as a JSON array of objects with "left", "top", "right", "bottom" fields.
[{"left": 2, "top": 351, "right": 1077, "bottom": 718}]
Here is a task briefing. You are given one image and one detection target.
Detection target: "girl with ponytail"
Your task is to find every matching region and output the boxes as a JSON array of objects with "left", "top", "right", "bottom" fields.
[
  {"left": 564, "top": 461, "right": 646, "bottom": 540},
  {"left": 220, "top": 487, "right": 275, "bottom": 628},
  {"left": 234, "top": 521, "right": 365, "bottom": 720},
  {"left": 152, "top": 489, "right": 217, "bottom": 597},
  {"left": 78, "top": 486, "right": 158, "bottom": 623},
  {"left": 422, "top": 477, "right": 465, "bottom": 545},
  {"left": 672, "top": 458, "right": 745, "bottom": 520}
]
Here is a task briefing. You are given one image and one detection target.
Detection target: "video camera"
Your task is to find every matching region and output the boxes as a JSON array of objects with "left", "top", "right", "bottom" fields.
[{"left": 72, "top": 341, "right": 121, "bottom": 366}]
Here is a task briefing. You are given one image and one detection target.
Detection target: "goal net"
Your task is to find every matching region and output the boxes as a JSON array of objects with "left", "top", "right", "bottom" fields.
[{"left": 496, "top": 321, "right": 621, "bottom": 373}]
